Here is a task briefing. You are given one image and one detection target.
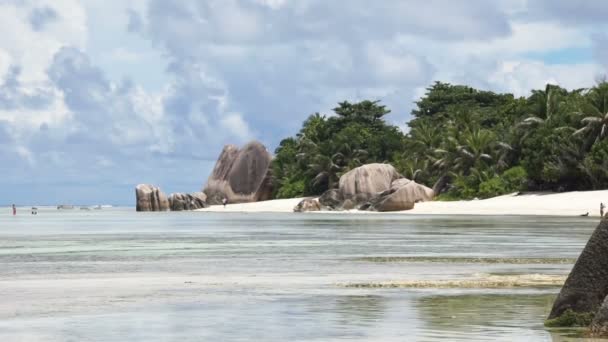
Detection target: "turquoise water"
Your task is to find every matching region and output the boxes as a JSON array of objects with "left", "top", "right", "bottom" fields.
[{"left": 0, "top": 207, "right": 599, "bottom": 341}]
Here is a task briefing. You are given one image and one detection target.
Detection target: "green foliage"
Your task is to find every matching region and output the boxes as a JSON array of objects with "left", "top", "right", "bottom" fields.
[
  {"left": 544, "top": 309, "right": 594, "bottom": 328},
  {"left": 272, "top": 100, "right": 406, "bottom": 197},
  {"left": 477, "top": 167, "right": 527, "bottom": 199},
  {"left": 478, "top": 178, "right": 506, "bottom": 199},
  {"left": 275, "top": 179, "right": 305, "bottom": 199},
  {"left": 272, "top": 81, "right": 608, "bottom": 200},
  {"left": 502, "top": 166, "right": 528, "bottom": 191}
]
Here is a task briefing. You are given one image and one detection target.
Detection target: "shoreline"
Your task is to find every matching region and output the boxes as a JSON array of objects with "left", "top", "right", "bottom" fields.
[{"left": 196, "top": 189, "right": 608, "bottom": 217}]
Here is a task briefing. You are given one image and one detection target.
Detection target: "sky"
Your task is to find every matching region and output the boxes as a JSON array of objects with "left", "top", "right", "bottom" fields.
[{"left": 1, "top": 0, "right": 607, "bottom": 206}]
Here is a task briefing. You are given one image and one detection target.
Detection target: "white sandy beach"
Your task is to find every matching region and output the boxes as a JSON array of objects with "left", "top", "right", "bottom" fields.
[{"left": 197, "top": 190, "right": 608, "bottom": 217}]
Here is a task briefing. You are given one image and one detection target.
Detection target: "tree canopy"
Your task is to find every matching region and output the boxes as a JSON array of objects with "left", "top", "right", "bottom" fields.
[{"left": 271, "top": 82, "right": 608, "bottom": 200}]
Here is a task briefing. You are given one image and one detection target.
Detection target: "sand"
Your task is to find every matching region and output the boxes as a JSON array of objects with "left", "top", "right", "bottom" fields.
[{"left": 197, "top": 190, "right": 608, "bottom": 217}]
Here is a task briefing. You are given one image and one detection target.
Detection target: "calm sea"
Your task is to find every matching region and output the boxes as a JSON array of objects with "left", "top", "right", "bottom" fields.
[{"left": 0, "top": 207, "right": 598, "bottom": 341}]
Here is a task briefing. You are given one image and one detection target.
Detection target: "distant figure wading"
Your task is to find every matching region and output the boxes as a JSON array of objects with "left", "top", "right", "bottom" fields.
[
  {"left": 601, "top": 202, "right": 606, "bottom": 218},
  {"left": 12, "top": 204, "right": 16, "bottom": 216}
]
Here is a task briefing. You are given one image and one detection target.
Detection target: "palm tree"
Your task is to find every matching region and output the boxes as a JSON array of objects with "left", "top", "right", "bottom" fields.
[
  {"left": 453, "top": 128, "right": 496, "bottom": 173},
  {"left": 520, "top": 84, "right": 563, "bottom": 127},
  {"left": 409, "top": 122, "right": 441, "bottom": 151},
  {"left": 308, "top": 154, "right": 342, "bottom": 190},
  {"left": 573, "top": 83, "right": 608, "bottom": 145},
  {"left": 399, "top": 157, "right": 429, "bottom": 182},
  {"left": 331, "top": 143, "right": 368, "bottom": 173}
]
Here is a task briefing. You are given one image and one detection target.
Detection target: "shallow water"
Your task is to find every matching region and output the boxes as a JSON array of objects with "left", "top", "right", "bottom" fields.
[{"left": 0, "top": 207, "right": 600, "bottom": 341}]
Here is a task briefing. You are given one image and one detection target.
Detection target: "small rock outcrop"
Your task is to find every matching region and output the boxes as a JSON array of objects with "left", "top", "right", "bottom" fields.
[
  {"left": 302, "top": 164, "right": 434, "bottom": 212},
  {"left": 318, "top": 189, "right": 345, "bottom": 210},
  {"left": 339, "top": 163, "right": 401, "bottom": 204},
  {"left": 294, "top": 198, "right": 321, "bottom": 212},
  {"left": 169, "top": 192, "right": 208, "bottom": 211},
  {"left": 546, "top": 219, "right": 608, "bottom": 327},
  {"left": 135, "top": 184, "right": 170, "bottom": 212},
  {"left": 203, "top": 141, "right": 274, "bottom": 205}
]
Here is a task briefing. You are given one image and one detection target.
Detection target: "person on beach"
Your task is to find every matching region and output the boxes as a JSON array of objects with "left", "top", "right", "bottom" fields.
[
  {"left": 602, "top": 202, "right": 606, "bottom": 217},
  {"left": 12, "top": 204, "right": 16, "bottom": 216},
  {"left": 222, "top": 198, "right": 228, "bottom": 208}
]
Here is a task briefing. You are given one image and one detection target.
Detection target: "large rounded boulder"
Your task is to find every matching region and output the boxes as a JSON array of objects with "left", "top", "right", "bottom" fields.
[
  {"left": 135, "top": 184, "right": 170, "bottom": 212},
  {"left": 338, "top": 163, "right": 402, "bottom": 204},
  {"left": 363, "top": 179, "right": 434, "bottom": 212},
  {"left": 203, "top": 141, "right": 273, "bottom": 205}
]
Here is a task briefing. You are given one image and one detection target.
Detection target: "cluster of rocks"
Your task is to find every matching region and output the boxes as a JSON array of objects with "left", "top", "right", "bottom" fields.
[
  {"left": 136, "top": 143, "right": 433, "bottom": 213},
  {"left": 135, "top": 184, "right": 207, "bottom": 212},
  {"left": 135, "top": 141, "right": 274, "bottom": 212},
  {"left": 294, "top": 163, "right": 434, "bottom": 213},
  {"left": 546, "top": 219, "right": 608, "bottom": 336}
]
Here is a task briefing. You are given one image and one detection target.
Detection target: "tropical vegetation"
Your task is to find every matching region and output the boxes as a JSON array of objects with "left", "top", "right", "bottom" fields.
[{"left": 271, "top": 81, "right": 608, "bottom": 200}]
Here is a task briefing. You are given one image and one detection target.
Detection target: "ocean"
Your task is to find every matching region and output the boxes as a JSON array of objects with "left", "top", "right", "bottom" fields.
[{"left": 0, "top": 207, "right": 597, "bottom": 341}]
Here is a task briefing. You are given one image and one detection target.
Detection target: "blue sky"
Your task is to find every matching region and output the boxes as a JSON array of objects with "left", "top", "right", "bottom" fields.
[{"left": 1, "top": 0, "right": 607, "bottom": 205}]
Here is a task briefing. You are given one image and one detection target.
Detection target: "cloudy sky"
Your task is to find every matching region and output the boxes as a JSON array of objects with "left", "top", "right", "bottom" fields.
[{"left": 1, "top": 0, "right": 607, "bottom": 205}]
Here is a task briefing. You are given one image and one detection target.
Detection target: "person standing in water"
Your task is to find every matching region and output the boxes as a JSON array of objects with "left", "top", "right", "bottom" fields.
[
  {"left": 12, "top": 204, "right": 16, "bottom": 216},
  {"left": 601, "top": 202, "right": 606, "bottom": 218}
]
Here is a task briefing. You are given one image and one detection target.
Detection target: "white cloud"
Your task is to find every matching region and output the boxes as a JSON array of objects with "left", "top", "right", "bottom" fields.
[
  {"left": 488, "top": 60, "right": 602, "bottom": 96},
  {"left": 220, "top": 113, "right": 253, "bottom": 141},
  {"left": 1, "top": 0, "right": 608, "bottom": 204}
]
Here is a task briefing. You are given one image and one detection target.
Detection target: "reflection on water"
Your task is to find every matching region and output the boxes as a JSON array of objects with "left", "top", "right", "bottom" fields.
[
  {"left": 331, "top": 295, "right": 387, "bottom": 326},
  {"left": 418, "top": 294, "right": 555, "bottom": 340},
  {"left": 0, "top": 209, "right": 601, "bottom": 341}
]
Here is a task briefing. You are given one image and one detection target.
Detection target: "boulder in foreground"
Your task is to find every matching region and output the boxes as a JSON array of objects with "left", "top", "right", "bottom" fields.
[
  {"left": 546, "top": 219, "right": 608, "bottom": 329},
  {"left": 203, "top": 141, "right": 273, "bottom": 205},
  {"left": 135, "top": 184, "right": 170, "bottom": 212},
  {"left": 590, "top": 296, "right": 608, "bottom": 336}
]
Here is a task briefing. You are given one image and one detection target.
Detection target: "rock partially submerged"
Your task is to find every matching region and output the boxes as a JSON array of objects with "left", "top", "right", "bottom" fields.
[
  {"left": 546, "top": 219, "right": 608, "bottom": 330},
  {"left": 135, "top": 184, "right": 170, "bottom": 212},
  {"left": 203, "top": 141, "right": 273, "bottom": 205},
  {"left": 169, "top": 192, "right": 208, "bottom": 211}
]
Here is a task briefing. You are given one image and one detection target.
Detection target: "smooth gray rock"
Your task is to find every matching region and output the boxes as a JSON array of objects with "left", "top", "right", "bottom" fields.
[
  {"left": 339, "top": 164, "right": 401, "bottom": 204},
  {"left": 342, "top": 199, "right": 355, "bottom": 210},
  {"left": 364, "top": 179, "right": 434, "bottom": 212},
  {"left": 169, "top": 192, "right": 207, "bottom": 211},
  {"left": 203, "top": 141, "right": 274, "bottom": 205},
  {"left": 548, "top": 219, "right": 608, "bottom": 322},
  {"left": 135, "top": 184, "right": 170, "bottom": 212},
  {"left": 293, "top": 198, "right": 321, "bottom": 212}
]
